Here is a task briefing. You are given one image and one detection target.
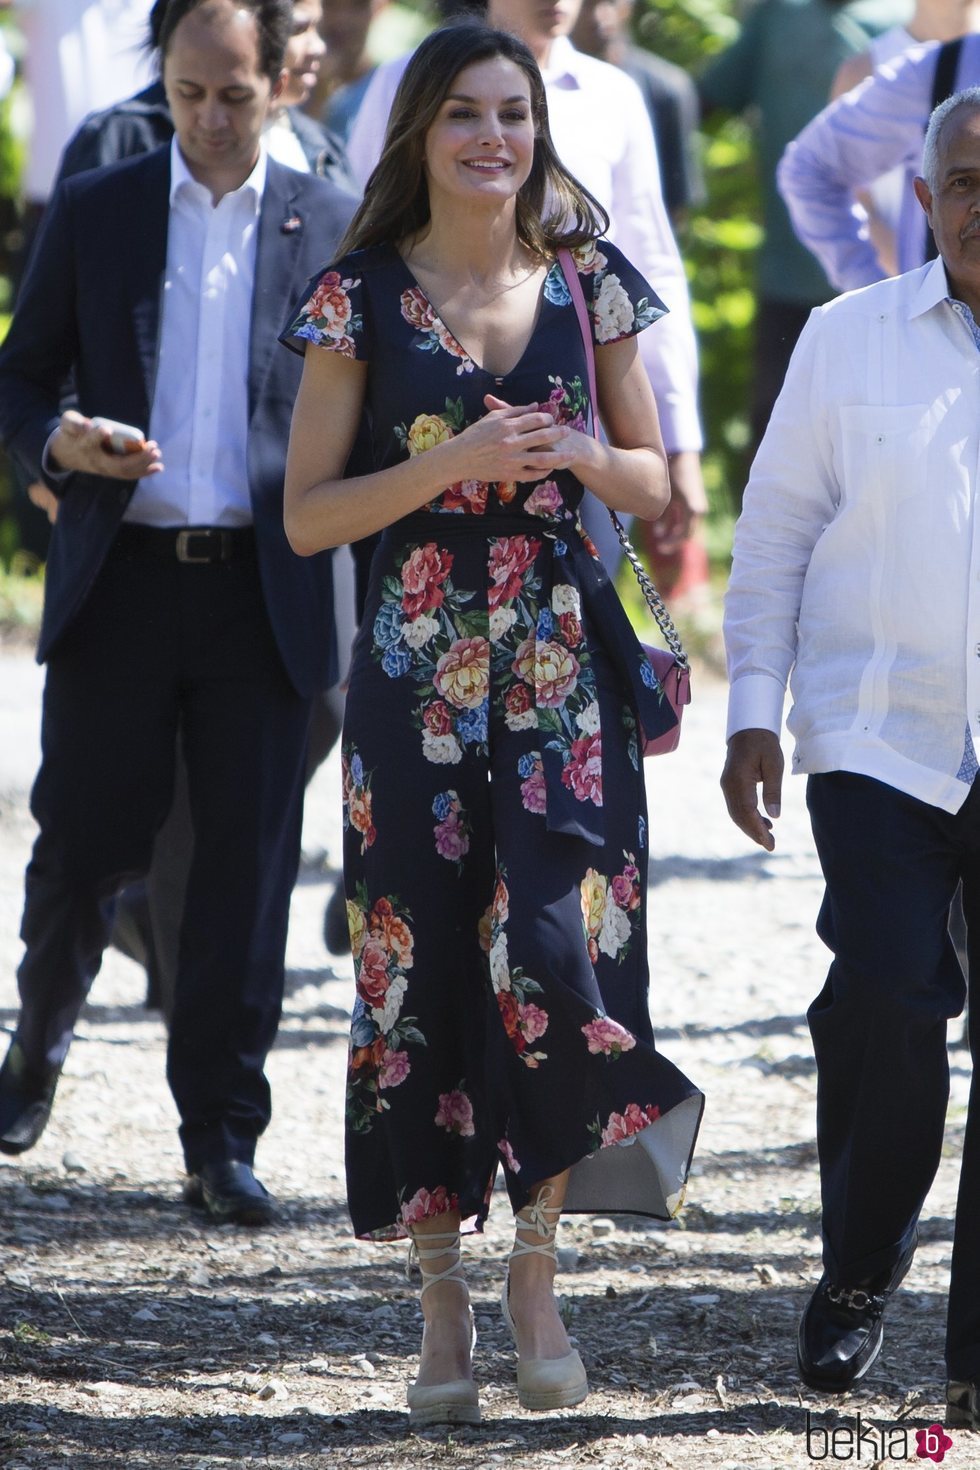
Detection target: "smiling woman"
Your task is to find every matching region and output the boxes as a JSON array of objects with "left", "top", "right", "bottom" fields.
[{"left": 278, "top": 17, "right": 703, "bottom": 1430}]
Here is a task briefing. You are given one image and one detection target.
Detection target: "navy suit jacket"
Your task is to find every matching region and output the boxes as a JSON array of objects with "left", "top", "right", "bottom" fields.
[{"left": 0, "top": 146, "right": 356, "bottom": 696}]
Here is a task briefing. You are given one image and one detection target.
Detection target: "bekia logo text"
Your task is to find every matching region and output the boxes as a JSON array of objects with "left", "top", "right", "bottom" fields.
[{"left": 806, "top": 1411, "right": 953, "bottom": 1462}]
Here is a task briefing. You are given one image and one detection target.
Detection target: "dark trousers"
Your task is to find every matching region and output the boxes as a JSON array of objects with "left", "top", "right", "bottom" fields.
[
  {"left": 807, "top": 771, "right": 980, "bottom": 1377},
  {"left": 15, "top": 532, "right": 311, "bottom": 1172}
]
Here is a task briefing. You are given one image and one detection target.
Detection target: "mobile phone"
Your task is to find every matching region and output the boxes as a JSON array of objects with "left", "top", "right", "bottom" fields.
[{"left": 91, "top": 416, "right": 148, "bottom": 455}]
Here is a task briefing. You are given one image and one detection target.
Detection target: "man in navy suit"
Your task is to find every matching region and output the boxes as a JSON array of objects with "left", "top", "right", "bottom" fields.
[{"left": 0, "top": 0, "right": 356, "bottom": 1223}]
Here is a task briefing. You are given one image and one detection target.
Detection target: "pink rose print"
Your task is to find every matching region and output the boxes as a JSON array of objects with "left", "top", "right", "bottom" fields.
[
  {"left": 581, "top": 1016, "right": 637, "bottom": 1057},
  {"left": 371, "top": 897, "right": 414, "bottom": 968},
  {"left": 601, "top": 1102, "right": 661, "bottom": 1147},
  {"left": 611, "top": 870, "right": 641, "bottom": 911},
  {"left": 506, "top": 683, "right": 533, "bottom": 719},
  {"left": 400, "top": 287, "right": 438, "bottom": 333},
  {"left": 558, "top": 610, "right": 583, "bottom": 648},
  {"left": 423, "top": 700, "right": 454, "bottom": 736},
  {"left": 307, "top": 272, "right": 353, "bottom": 338},
  {"left": 435, "top": 816, "right": 469, "bottom": 861},
  {"left": 378, "top": 1048, "right": 411, "bottom": 1089},
  {"left": 433, "top": 637, "right": 490, "bottom": 709},
  {"left": 487, "top": 536, "right": 541, "bottom": 610},
  {"left": 535, "top": 641, "right": 580, "bottom": 708},
  {"left": 511, "top": 637, "right": 536, "bottom": 686},
  {"left": 401, "top": 544, "right": 453, "bottom": 618},
  {"left": 401, "top": 1184, "right": 459, "bottom": 1225},
  {"left": 498, "top": 1137, "right": 521, "bottom": 1174},
  {"left": 520, "top": 755, "right": 547, "bottom": 815},
  {"left": 443, "top": 479, "right": 488, "bottom": 515},
  {"left": 519, "top": 1002, "right": 549, "bottom": 1043},
  {"left": 524, "top": 480, "right": 563, "bottom": 518},
  {"left": 356, "top": 936, "right": 392, "bottom": 1008},
  {"left": 434, "top": 1088, "right": 476, "bottom": 1137},
  {"left": 561, "top": 731, "right": 603, "bottom": 806}
]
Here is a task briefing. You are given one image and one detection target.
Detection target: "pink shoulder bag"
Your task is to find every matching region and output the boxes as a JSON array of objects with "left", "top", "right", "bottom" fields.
[{"left": 557, "top": 248, "right": 692, "bottom": 756}]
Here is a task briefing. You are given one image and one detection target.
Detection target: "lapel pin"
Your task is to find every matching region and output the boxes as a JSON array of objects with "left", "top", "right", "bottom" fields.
[{"left": 281, "top": 215, "right": 303, "bottom": 234}]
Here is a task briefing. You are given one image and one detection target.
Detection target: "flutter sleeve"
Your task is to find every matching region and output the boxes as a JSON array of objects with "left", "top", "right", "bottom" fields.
[
  {"left": 575, "top": 238, "right": 668, "bottom": 348},
  {"left": 279, "top": 256, "right": 369, "bottom": 360}
]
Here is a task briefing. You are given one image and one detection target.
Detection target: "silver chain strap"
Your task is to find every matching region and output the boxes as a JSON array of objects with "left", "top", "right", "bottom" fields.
[{"left": 608, "top": 510, "right": 689, "bottom": 671}]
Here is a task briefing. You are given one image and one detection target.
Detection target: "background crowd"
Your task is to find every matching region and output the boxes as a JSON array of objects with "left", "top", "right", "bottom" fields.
[{"left": 0, "top": 0, "right": 924, "bottom": 606}]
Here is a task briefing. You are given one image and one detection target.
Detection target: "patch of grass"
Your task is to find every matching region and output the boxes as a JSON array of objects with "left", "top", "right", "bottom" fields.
[{"left": 0, "top": 555, "right": 43, "bottom": 638}]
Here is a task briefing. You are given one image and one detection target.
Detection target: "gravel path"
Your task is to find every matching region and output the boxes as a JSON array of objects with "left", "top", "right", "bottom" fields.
[{"left": 0, "top": 638, "right": 972, "bottom": 1469}]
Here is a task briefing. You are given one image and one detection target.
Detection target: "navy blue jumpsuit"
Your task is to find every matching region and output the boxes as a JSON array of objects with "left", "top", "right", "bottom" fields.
[{"left": 283, "top": 238, "right": 703, "bottom": 1240}]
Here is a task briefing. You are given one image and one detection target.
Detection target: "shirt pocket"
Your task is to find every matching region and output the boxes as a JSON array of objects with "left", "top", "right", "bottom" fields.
[{"left": 836, "top": 404, "right": 932, "bottom": 507}]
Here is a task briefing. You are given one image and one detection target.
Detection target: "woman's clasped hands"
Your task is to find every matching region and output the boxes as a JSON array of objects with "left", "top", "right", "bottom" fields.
[{"left": 440, "top": 392, "right": 584, "bottom": 486}]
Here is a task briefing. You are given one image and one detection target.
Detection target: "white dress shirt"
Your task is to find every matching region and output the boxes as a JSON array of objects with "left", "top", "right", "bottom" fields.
[
  {"left": 725, "top": 258, "right": 980, "bottom": 815},
  {"left": 777, "top": 36, "right": 980, "bottom": 291},
  {"left": 346, "top": 38, "right": 702, "bottom": 454},
  {"left": 123, "top": 138, "right": 266, "bottom": 528}
]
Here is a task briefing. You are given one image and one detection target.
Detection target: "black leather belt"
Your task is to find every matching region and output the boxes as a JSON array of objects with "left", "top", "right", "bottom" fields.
[{"left": 113, "top": 524, "right": 256, "bottom": 564}]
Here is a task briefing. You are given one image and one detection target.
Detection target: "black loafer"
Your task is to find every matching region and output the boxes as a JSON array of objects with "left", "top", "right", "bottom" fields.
[
  {"left": 0, "top": 1040, "right": 61, "bottom": 1156},
  {"left": 947, "top": 1378, "right": 980, "bottom": 1427},
  {"left": 797, "top": 1233, "right": 917, "bottom": 1392},
  {"left": 183, "top": 1160, "right": 276, "bottom": 1226}
]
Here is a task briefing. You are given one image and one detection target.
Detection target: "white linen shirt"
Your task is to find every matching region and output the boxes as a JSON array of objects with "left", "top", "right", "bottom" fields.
[
  {"left": 777, "top": 37, "right": 980, "bottom": 292},
  {"left": 725, "top": 258, "right": 980, "bottom": 815},
  {"left": 345, "top": 38, "right": 702, "bottom": 454},
  {"left": 124, "top": 138, "right": 266, "bottom": 528}
]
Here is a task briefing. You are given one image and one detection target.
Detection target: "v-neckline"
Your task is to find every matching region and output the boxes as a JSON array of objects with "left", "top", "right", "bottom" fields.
[{"left": 394, "top": 247, "right": 555, "bottom": 381}]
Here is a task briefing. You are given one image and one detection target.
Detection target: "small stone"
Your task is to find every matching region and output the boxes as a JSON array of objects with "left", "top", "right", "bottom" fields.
[
  {"left": 187, "top": 1264, "right": 210, "bottom": 1287},
  {"left": 555, "top": 1246, "right": 579, "bottom": 1271},
  {"left": 255, "top": 1333, "right": 278, "bottom": 1347},
  {"left": 277, "top": 1433, "right": 306, "bottom": 1446},
  {"left": 591, "top": 1217, "right": 615, "bottom": 1238},
  {"left": 756, "top": 1262, "right": 782, "bottom": 1286},
  {"left": 257, "top": 1379, "right": 283, "bottom": 1401},
  {"left": 132, "top": 1308, "right": 158, "bottom": 1323},
  {"left": 689, "top": 1293, "right": 720, "bottom": 1306},
  {"left": 62, "top": 1152, "right": 87, "bottom": 1174},
  {"left": 351, "top": 1356, "right": 376, "bottom": 1376},
  {"left": 5, "top": 1271, "right": 31, "bottom": 1289}
]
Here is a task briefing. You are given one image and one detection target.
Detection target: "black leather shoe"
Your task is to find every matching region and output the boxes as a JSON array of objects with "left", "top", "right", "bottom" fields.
[
  {"left": 323, "top": 879, "right": 351, "bottom": 956},
  {"left": 182, "top": 1160, "right": 277, "bottom": 1226},
  {"left": 0, "top": 1040, "right": 61, "bottom": 1156},
  {"left": 947, "top": 1378, "right": 980, "bottom": 1427},
  {"left": 797, "top": 1234, "right": 917, "bottom": 1392}
]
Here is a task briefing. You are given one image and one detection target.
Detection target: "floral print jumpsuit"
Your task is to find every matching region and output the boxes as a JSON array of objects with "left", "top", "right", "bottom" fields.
[{"left": 283, "top": 238, "right": 703, "bottom": 1240}]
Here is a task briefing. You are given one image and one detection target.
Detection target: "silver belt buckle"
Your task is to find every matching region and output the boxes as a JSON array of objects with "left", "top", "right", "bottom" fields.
[{"left": 176, "top": 528, "right": 219, "bottom": 564}]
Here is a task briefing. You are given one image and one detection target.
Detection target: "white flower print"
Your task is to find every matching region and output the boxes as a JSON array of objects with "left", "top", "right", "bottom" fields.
[
  {"left": 489, "top": 605, "right": 518, "bottom": 640},
  {"left": 490, "top": 931, "right": 511, "bottom": 993},
  {"left": 403, "top": 614, "right": 440, "bottom": 649},
  {"left": 372, "top": 972, "right": 408, "bottom": 1033},
  {"left": 594, "top": 272, "right": 635, "bottom": 343},
  {"left": 552, "top": 583, "right": 582, "bottom": 618},
  {"left": 422, "top": 731, "right": 463, "bottom": 764},
  {"left": 598, "top": 901, "right": 632, "bottom": 959},
  {"left": 575, "top": 701, "right": 601, "bottom": 736}
]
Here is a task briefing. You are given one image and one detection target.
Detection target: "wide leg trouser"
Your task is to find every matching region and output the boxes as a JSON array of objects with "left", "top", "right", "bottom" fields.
[
  {"left": 806, "top": 771, "right": 980, "bottom": 1377},
  {"left": 15, "top": 542, "right": 311, "bottom": 1172}
]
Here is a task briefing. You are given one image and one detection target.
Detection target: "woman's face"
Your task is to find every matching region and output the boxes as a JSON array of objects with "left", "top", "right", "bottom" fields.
[{"left": 422, "top": 57, "right": 536, "bottom": 214}]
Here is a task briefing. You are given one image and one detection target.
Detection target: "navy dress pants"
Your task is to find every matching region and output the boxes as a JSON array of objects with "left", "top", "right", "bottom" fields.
[
  {"left": 807, "top": 770, "right": 980, "bottom": 1378},
  {"left": 14, "top": 533, "right": 311, "bottom": 1172}
]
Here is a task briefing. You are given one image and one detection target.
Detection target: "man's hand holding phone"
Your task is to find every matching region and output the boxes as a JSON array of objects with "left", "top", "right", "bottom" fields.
[{"left": 50, "top": 409, "right": 163, "bottom": 480}]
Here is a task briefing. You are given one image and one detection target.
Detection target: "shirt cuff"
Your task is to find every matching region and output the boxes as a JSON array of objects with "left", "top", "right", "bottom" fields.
[
  {"left": 654, "top": 394, "right": 704, "bottom": 455},
  {"left": 726, "top": 673, "right": 786, "bottom": 741},
  {"left": 41, "top": 428, "right": 71, "bottom": 482}
]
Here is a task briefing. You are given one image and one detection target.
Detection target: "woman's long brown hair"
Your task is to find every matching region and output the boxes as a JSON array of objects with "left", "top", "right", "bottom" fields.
[{"left": 335, "top": 20, "right": 609, "bottom": 261}]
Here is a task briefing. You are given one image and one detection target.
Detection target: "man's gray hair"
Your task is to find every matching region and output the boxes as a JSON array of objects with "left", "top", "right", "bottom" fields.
[{"left": 923, "top": 87, "right": 980, "bottom": 191}]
